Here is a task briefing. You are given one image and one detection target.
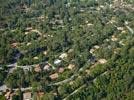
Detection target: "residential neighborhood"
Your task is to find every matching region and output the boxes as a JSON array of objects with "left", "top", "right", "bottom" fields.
[{"left": 0, "top": 0, "right": 133, "bottom": 100}]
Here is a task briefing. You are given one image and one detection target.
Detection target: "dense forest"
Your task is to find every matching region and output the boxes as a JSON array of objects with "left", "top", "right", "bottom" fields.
[{"left": 0, "top": 0, "right": 134, "bottom": 100}]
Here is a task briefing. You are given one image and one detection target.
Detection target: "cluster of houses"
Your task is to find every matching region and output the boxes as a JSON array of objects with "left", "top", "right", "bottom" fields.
[
  {"left": 0, "top": 52, "right": 77, "bottom": 99},
  {"left": 4, "top": 90, "right": 45, "bottom": 100}
]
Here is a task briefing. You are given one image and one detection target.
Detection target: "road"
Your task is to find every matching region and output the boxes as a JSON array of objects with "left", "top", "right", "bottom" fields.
[
  {"left": 63, "top": 84, "right": 86, "bottom": 100},
  {"left": 63, "top": 70, "right": 108, "bottom": 100}
]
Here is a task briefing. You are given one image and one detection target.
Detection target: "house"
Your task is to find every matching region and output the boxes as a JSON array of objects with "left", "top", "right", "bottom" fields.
[
  {"left": 119, "top": 41, "right": 125, "bottom": 46},
  {"left": 85, "top": 69, "right": 90, "bottom": 74},
  {"left": 31, "top": 29, "right": 42, "bottom": 35},
  {"left": 37, "top": 16, "right": 44, "bottom": 20},
  {"left": 58, "top": 67, "right": 64, "bottom": 73},
  {"left": 19, "top": 66, "right": 32, "bottom": 72},
  {"left": 0, "top": 66, "right": 2, "bottom": 70},
  {"left": 54, "top": 59, "right": 61, "bottom": 65},
  {"left": 111, "top": 35, "right": 118, "bottom": 41},
  {"left": 80, "top": 8, "right": 85, "bottom": 12},
  {"left": 43, "top": 51, "right": 47, "bottom": 55},
  {"left": 94, "top": 45, "right": 100, "bottom": 49},
  {"left": 27, "top": 42, "right": 31, "bottom": 46},
  {"left": 89, "top": 48, "right": 95, "bottom": 54},
  {"left": 23, "top": 92, "right": 32, "bottom": 100},
  {"left": 68, "top": 64, "right": 75, "bottom": 70},
  {"left": 0, "top": 85, "right": 8, "bottom": 92},
  {"left": 59, "top": 53, "right": 68, "bottom": 59},
  {"left": 96, "top": 7, "right": 100, "bottom": 11},
  {"left": 54, "top": 15, "right": 60, "bottom": 19},
  {"left": 87, "top": 23, "right": 93, "bottom": 26},
  {"left": 69, "top": 81, "right": 74, "bottom": 85},
  {"left": 100, "top": 5, "right": 104, "bottom": 8},
  {"left": 26, "top": 27, "right": 32, "bottom": 31},
  {"left": 43, "top": 64, "right": 51, "bottom": 71},
  {"left": 68, "top": 49, "right": 74, "bottom": 53},
  {"left": 98, "top": 59, "right": 107, "bottom": 64},
  {"left": 11, "top": 42, "right": 19, "bottom": 48},
  {"left": 34, "top": 64, "right": 42, "bottom": 72},
  {"left": 5, "top": 90, "right": 14, "bottom": 100},
  {"left": 5, "top": 91, "right": 11, "bottom": 100},
  {"left": 105, "top": 39, "right": 110, "bottom": 42},
  {"left": 53, "top": 92, "right": 58, "bottom": 96},
  {"left": 49, "top": 73, "right": 58, "bottom": 80},
  {"left": 117, "top": 27, "right": 124, "bottom": 31},
  {"left": 36, "top": 92, "right": 44, "bottom": 100},
  {"left": 33, "top": 56, "right": 39, "bottom": 60},
  {"left": 85, "top": 20, "right": 88, "bottom": 24},
  {"left": 25, "top": 32, "right": 29, "bottom": 35},
  {"left": 121, "top": 30, "right": 126, "bottom": 34}
]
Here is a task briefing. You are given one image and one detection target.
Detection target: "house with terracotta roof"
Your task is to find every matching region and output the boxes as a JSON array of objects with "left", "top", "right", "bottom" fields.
[
  {"left": 49, "top": 73, "right": 59, "bottom": 80},
  {"left": 68, "top": 64, "right": 75, "bottom": 70},
  {"left": 23, "top": 92, "right": 32, "bottom": 100}
]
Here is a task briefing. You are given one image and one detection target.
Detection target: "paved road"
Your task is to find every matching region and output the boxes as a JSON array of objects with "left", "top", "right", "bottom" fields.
[
  {"left": 125, "top": 25, "right": 134, "bottom": 34},
  {"left": 63, "top": 84, "right": 86, "bottom": 100},
  {"left": 63, "top": 70, "right": 108, "bottom": 100}
]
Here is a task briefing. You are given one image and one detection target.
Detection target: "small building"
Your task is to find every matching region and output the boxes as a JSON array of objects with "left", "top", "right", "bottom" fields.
[
  {"left": 26, "top": 27, "right": 32, "bottom": 31},
  {"left": 117, "top": 27, "right": 124, "bottom": 31},
  {"left": 36, "top": 92, "right": 44, "bottom": 100},
  {"left": 43, "top": 51, "right": 47, "bottom": 55},
  {"left": 94, "top": 45, "right": 100, "bottom": 49},
  {"left": 54, "top": 59, "right": 61, "bottom": 65},
  {"left": 27, "top": 42, "right": 31, "bottom": 46},
  {"left": 49, "top": 73, "right": 59, "bottom": 80},
  {"left": 87, "top": 23, "right": 93, "bottom": 27},
  {"left": 25, "top": 32, "right": 29, "bottom": 35},
  {"left": 98, "top": 59, "right": 107, "bottom": 64},
  {"left": 23, "top": 92, "right": 32, "bottom": 100},
  {"left": 53, "top": 92, "right": 58, "bottom": 96},
  {"left": 80, "top": 8, "right": 85, "bottom": 12},
  {"left": 11, "top": 42, "right": 19, "bottom": 48},
  {"left": 68, "top": 64, "right": 75, "bottom": 70},
  {"left": 5, "top": 90, "right": 14, "bottom": 100},
  {"left": 100, "top": 5, "right": 104, "bottom": 8},
  {"left": 85, "top": 20, "right": 88, "bottom": 24},
  {"left": 33, "top": 57, "right": 39, "bottom": 60},
  {"left": 37, "top": 16, "right": 44, "bottom": 20},
  {"left": 19, "top": 66, "right": 32, "bottom": 72},
  {"left": 34, "top": 64, "right": 42, "bottom": 72},
  {"left": 89, "top": 48, "right": 95, "bottom": 54},
  {"left": 119, "top": 41, "right": 125, "bottom": 46},
  {"left": 59, "top": 53, "right": 68, "bottom": 59},
  {"left": 111, "top": 35, "right": 118, "bottom": 41},
  {"left": 69, "top": 81, "right": 74, "bottom": 85},
  {"left": 5, "top": 91, "right": 11, "bottom": 100},
  {"left": 58, "top": 67, "right": 64, "bottom": 73},
  {"left": 121, "top": 30, "right": 126, "bottom": 34},
  {"left": 43, "top": 64, "right": 51, "bottom": 71},
  {"left": 85, "top": 69, "right": 90, "bottom": 74}
]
